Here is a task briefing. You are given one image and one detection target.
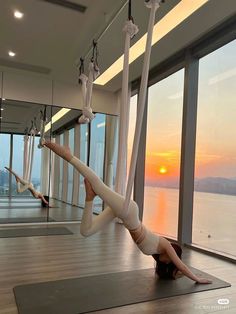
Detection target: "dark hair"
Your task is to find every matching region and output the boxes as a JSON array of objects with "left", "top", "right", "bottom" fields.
[{"left": 152, "top": 243, "right": 182, "bottom": 279}]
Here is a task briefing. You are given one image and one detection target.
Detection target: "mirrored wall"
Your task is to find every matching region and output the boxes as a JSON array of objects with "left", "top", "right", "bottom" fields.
[
  {"left": 0, "top": 99, "right": 118, "bottom": 224},
  {"left": 0, "top": 100, "right": 52, "bottom": 223}
]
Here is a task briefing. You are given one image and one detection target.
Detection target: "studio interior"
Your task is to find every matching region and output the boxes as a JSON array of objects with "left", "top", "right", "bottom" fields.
[{"left": 0, "top": 0, "right": 235, "bottom": 313}]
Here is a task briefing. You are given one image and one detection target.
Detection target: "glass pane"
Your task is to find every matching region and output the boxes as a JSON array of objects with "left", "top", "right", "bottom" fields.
[
  {"left": 78, "top": 124, "right": 88, "bottom": 207},
  {"left": 193, "top": 40, "right": 236, "bottom": 257},
  {"left": 144, "top": 69, "right": 184, "bottom": 238},
  {"left": 89, "top": 114, "right": 106, "bottom": 213},
  {"left": 67, "top": 128, "right": 74, "bottom": 203},
  {"left": 0, "top": 134, "right": 10, "bottom": 196}
]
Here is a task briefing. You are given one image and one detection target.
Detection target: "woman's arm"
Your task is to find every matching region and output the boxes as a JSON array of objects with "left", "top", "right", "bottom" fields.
[{"left": 164, "top": 239, "right": 212, "bottom": 284}]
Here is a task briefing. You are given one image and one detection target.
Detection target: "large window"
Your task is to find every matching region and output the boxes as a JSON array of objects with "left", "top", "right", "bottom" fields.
[
  {"left": 78, "top": 124, "right": 88, "bottom": 207},
  {"left": 0, "top": 134, "right": 10, "bottom": 196},
  {"left": 67, "top": 128, "right": 74, "bottom": 203},
  {"left": 144, "top": 69, "right": 184, "bottom": 238},
  {"left": 193, "top": 39, "right": 236, "bottom": 256},
  {"left": 89, "top": 113, "right": 106, "bottom": 212}
]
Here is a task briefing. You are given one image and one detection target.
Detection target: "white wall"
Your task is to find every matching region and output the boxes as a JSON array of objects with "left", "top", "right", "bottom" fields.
[
  {"left": 0, "top": 72, "right": 2, "bottom": 97},
  {"left": 2, "top": 72, "right": 52, "bottom": 104},
  {"left": 0, "top": 69, "right": 119, "bottom": 115},
  {"left": 53, "top": 80, "right": 118, "bottom": 115},
  {"left": 0, "top": 72, "right": 2, "bottom": 98}
]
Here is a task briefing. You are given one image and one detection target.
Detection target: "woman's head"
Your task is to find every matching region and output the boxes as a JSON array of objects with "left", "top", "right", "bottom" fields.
[{"left": 152, "top": 243, "right": 182, "bottom": 279}]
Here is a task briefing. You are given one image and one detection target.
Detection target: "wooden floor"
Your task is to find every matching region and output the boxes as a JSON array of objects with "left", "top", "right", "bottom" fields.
[
  {"left": 0, "top": 197, "right": 103, "bottom": 222},
  {"left": 0, "top": 222, "right": 235, "bottom": 314}
]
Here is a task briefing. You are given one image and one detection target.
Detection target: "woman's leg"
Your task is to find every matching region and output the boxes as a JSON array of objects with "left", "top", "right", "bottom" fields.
[
  {"left": 80, "top": 202, "right": 115, "bottom": 237},
  {"left": 5, "top": 167, "right": 30, "bottom": 192},
  {"left": 44, "top": 142, "right": 129, "bottom": 220},
  {"left": 17, "top": 181, "right": 31, "bottom": 193},
  {"left": 80, "top": 178, "right": 116, "bottom": 236}
]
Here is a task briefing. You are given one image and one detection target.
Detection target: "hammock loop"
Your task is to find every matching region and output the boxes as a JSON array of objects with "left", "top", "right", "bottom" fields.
[
  {"left": 38, "top": 105, "right": 47, "bottom": 148},
  {"left": 78, "top": 40, "right": 99, "bottom": 124}
]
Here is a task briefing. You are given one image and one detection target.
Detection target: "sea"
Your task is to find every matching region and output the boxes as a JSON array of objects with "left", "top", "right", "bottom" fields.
[{"left": 143, "top": 186, "right": 236, "bottom": 257}]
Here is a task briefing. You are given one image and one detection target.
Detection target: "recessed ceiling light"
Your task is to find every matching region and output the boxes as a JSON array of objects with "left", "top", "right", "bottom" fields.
[
  {"left": 8, "top": 51, "right": 16, "bottom": 57},
  {"left": 14, "top": 10, "right": 24, "bottom": 19},
  {"left": 0, "top": 108, "right": 4, "bottom": 111},
  {"left": 2, "top": 98, "right": 6, "bottom": 101}
]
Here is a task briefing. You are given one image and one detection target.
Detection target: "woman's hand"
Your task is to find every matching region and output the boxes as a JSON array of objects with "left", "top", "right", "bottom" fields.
[
  {"left": 84, "top": 178, "right": 97, "bottom": 201},
  {"left": 196, "top": 277, "right": 212, "bottom": 284}
]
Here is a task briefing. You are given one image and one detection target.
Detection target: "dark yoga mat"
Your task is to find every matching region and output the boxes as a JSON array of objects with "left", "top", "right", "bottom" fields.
[
  {"left": 0, "top": 217, "right": 55, "bottom": 224},
  {"left": 13, "top": 267, "right": 230, "bottom": 314},
  {"left": 0, "top": 227, "right": 73, "bottom": 238}
]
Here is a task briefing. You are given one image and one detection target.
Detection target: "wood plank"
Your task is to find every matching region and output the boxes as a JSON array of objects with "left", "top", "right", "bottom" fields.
[{"left": 0, "top": 223, "right": 235, "bottom": 313}]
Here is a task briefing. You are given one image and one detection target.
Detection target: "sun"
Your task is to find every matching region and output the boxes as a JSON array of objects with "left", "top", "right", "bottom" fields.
[{"left": 159, "top": 166, "right": 167, "bottom": 174}]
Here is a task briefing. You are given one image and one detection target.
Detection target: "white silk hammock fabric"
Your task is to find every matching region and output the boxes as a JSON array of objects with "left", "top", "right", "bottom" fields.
[
  {"left": 23, "top": 134, "right": 29, "bottom": 180},
  {"left": 38, "top": 109, "right": 47, "bottom": 148},
  {"left": 78, "top": 61, "right": 100, "bottom": 124},
  {"left": 123, "top": 0, "right": 162, "bottom": 213},
  {"left": 115, "top": 18, "right": 139, "bottom": 196},
  {"left": 23, "top": 128, "right": 35, "bottom": 182}
]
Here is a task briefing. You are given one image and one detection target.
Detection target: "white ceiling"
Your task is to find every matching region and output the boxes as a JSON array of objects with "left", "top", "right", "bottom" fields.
[
  {"left": 0, "top": 0, "right": 127, "bottom": 86},
  {"left": 0, "top": 0, "right": 235, "bottom": 93}
]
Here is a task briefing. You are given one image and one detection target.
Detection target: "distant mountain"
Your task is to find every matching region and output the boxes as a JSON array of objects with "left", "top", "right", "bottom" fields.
[
  {"left": 146, "top": 176, "right": 236, "bottom": 196},
  {"left": 194, "top": 177, "right": 236, "bottom": 196}
]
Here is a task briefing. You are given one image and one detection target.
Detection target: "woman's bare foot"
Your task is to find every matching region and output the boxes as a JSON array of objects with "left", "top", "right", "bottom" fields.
[
  {"left": 44, "top": 141, "right": 72, "bottom": 162},
  {"left": 84, "top": 178, "right": 97, "bottom": 201}
]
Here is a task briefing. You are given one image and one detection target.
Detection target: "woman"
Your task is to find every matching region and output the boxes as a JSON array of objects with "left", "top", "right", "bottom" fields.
[
  {"left": 44, "top": 141, "right": 212, "bottom": 284},
  {"left": 5, "top": 167, "right": 49, "bottom": 206}
]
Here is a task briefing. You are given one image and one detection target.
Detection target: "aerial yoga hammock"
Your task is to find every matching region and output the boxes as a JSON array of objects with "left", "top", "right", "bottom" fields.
[
  {"left": 43, "top": 0, "right": 212, "bottom": 284},
  {"left": 5, "top": 167, "right": 49, "bottom": 206},
  {"left": 6, "top": 115, "right": 49, "bottom": 206},
  {"left": 38, "top": 106, "right": 47, "bottom": 149},
  {"left": 78, "top": 41, "right": 100, "bottom": 124}
]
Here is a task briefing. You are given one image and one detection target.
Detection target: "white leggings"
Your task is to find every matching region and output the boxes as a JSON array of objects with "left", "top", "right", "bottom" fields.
[
  {"left": 9, "top": 168, "right": 39, "bottom": 197},
  {"left": 70, "top": 156, "right": 160, "bottom": 255},
  {"left": 16, "top": 177, "right": 33, "bottom": 193}
]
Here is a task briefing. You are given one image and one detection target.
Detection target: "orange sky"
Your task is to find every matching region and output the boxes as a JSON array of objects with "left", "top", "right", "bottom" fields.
[{"left": 128, "top": 39, "right": 236, "bottom": 184}]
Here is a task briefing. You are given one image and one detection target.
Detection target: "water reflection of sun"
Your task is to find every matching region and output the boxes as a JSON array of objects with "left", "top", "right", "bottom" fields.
[{"left": 159, "top": 166, "right": 167, "bottom": 174}]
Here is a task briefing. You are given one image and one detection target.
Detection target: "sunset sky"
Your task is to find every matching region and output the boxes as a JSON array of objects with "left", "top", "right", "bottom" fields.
[{"left": 128, "top": 39, "right": 236, "bottom": 185}]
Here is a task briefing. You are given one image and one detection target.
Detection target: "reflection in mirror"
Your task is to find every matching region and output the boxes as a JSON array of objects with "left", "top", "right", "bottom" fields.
[
  {"left": 0, "top": 99, "right": 119, "bottom": 224},
  {"left": 48, "top": 106, "right": 83, "bottom": 222},
  {"left": 0, "top": 99, "right": 51, "bottom": 223},
  {"left": 49, "top": 108, "right": 118, "bottom": 221}
]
